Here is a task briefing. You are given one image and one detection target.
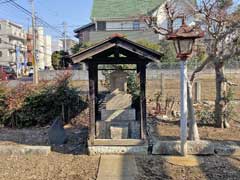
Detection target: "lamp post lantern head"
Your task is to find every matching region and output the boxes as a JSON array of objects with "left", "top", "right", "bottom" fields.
[{"left": 167, "top": 17, "right": 204, "bottom": 59}]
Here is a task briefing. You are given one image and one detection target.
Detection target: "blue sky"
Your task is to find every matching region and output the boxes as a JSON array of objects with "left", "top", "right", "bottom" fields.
[
  {"left": 0, "top": 0, "right": 239, "bottom": 40},
  {"left": 0, "top": 0, "right": 94, "bottom": 39}
]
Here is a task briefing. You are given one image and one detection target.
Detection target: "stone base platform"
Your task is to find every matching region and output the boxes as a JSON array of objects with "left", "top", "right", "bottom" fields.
[
  {"left": 152, "top": 141, "right": 215, "bottom": 155},
  {"left": 88, "top": 139, "right": 148, "bottom": 155},
  {"left": 96, "top": 120, "right": 140, "bottom": 139},
  {"left": 152, "top": 140, "right": 240, "bottom": 156}
]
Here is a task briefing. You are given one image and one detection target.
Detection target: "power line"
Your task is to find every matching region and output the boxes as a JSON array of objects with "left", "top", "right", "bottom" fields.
[
  {"left": 4, "top": 0, "right": 64, "bottom": 36},
  {"left": 0, "top": 0, "right": 14, "bottom": 4}
]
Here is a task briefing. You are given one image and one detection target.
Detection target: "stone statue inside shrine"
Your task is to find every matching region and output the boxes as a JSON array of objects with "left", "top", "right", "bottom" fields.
[{"left": 96, "top": 70, "right": 140, "bottom": 139}]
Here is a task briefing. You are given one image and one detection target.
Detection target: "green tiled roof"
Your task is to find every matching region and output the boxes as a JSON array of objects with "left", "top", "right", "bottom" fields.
[
  {"left": 91, "top": 0, "right": 165, "bottom": 19},
  {"left": 91, "top": 0, "right": 196, "bottom": 19}
]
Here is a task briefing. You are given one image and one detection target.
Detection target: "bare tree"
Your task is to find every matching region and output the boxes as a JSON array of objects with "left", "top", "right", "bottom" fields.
[
  {"left": 146, "top": 0, "right": 240, "bottom": 132},
  {"left": 196, "top": 0, "right": 240, "bottom": 128},
  {"left": 145, "top": 0, "right": 200, "bottom": 140}
]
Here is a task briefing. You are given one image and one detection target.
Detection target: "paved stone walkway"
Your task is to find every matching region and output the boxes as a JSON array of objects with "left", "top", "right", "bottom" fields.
[{"left": 97, "top": 155, "right": 138, "bottom": 180}]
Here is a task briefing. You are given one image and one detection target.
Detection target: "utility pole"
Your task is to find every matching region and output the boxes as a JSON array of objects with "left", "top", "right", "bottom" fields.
[
  {"left": 30, "top": 0, "right": 38, "bottom": 84},
  {"left": 15, "top": 45, "right": 19, "bottom": 79},
  {"left": 63, "top": 21, "right": 67, "bottom": 52}
]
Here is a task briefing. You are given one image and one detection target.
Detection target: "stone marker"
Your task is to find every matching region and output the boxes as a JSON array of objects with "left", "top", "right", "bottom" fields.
[
  {"left": 105, "top": 92, "right": 132, "bottom": 110},
  {"left": 48, "top": 117, "right": 67, "bottom": 145},
  {"left": 109, "top": 70, "right": 128, "bottom": 92},
  {"left": 110, "top": 125, "right": 129, "bottom": 139},
  {"left": 101, "top": 109, "right": 136, "bottom": 121}
]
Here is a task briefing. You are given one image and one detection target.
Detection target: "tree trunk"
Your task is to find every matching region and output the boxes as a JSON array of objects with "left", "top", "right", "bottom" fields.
[
  {"left": 215, "top": 66, "right": 224, "bottom": 128},
  {"left": 221, "top": 67, "right": 230, "bottom": 128},
  {"left": 187, "top": 56, "right": 212, "bottom": 141},
  {"left": 187, "top": 82, "right": 200, "bottom": 140}
]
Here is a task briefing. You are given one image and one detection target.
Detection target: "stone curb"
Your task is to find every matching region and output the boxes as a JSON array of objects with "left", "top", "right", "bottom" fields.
[
  {"left": 214, "top": 142, "right": 240, "bottom": 156},
  {"left": 88, "top": 145, "right": 148, "bottom": 155},
  {"left": 152, "top": 140, "right": 240, "bottom": 156},
  {"left": 0, "top": 145, "right": 51, "bottom": 155}
]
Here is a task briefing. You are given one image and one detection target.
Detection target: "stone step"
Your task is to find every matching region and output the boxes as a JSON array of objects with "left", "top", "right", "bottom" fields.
[
  {"left": 92, "top": 139, "right": 146, "bottom": 146},
  {"left": 88, "top": 141, "right": 148, "bottom": 155}
]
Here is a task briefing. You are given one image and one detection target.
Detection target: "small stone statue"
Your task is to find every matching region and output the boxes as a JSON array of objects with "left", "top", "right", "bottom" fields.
[{"left": 48, "top": 117, "right": 67, "bottom": 145}]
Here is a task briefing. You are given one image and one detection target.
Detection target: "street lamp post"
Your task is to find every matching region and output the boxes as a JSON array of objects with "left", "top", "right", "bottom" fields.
[{"left": 167, "top": 17, "right": 204, "bottom": 156}]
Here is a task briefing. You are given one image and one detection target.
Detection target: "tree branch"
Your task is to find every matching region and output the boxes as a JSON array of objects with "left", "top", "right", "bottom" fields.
[{"left": 190, "top": 55, "right": 213, "bottom": 82}]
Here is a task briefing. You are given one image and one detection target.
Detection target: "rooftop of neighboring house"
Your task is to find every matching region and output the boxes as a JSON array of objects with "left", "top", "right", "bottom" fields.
[
  {"left": 91, "top": 0, "right": 196, "bottom": 20},
  {"left": 74, "top": 23, "right": 95, "bottom": 33},
  {"left": 0, "top": 19, "right": 23, "bottom": 29},
  {"left": 91, "top": 0, "right": 164, "bottom": 20}
]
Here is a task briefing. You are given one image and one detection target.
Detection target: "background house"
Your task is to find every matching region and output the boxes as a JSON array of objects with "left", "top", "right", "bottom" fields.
[
  {"left": 74, "top": 0, "right": 165, "bottom": 44},
  {"left": 0, "top": 20, "right": 26, "bottom": 68},
  {"left": 28, "top": 27, "right": 52, "bottom": 70},
  {"left": 74, "top": 0, "right": 196, "bottom": 44}
]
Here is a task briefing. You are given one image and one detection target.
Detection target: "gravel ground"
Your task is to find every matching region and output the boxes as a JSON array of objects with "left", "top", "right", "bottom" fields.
[
  {"left": 136, "top": 155, "right": 240, "bottom": 180},
  {"left": 0, "top": 153, "right": 99, "bottom": 180}
]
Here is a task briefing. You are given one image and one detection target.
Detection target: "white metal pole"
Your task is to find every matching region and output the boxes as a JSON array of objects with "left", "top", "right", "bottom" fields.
[{"left": 180, "top": 60, "right": 188, "bottom": 156}]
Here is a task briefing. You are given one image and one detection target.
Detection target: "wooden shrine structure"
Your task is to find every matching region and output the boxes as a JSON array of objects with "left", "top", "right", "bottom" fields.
[{"left": 71, "top": 34, "right": 162, "bottom": 154}]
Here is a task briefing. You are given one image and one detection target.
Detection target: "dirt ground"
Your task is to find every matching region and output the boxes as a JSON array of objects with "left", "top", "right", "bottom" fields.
[
  {"left": 139, "top": 116, "right": 240, "bottom": 180},
  {"left": 149, "top": 118, "right": 240, "bottom": 144},
  {"left": 0, "top": 153, "right": 99, "bottom": 180},
  {"left": 0, "top": 114, "right": 240, "bottom": 180},
  {"left": 136, "top": 155, "right": 240, "bottom": 180},
  {"left": 0, "top": 123, "right": 99, "bottom": 180}
]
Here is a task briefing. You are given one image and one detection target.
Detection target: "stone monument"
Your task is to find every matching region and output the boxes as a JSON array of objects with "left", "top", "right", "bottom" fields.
[{"left": 96, "top": 70, "right": 140, "bottom": 139}]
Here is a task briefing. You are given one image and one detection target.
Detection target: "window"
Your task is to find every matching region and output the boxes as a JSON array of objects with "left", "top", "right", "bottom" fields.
[
  {"left": 0, "top": 38, "right": 1, "bottom": 44},
  {"left": 97, "top": 21, "right": 106, "bottom": 31},
  {"left": 133, "top": 21, "right": 140, "bottom": 30},
  {"left": 0, "top": 51, "right": 2, "bottom": 57}
]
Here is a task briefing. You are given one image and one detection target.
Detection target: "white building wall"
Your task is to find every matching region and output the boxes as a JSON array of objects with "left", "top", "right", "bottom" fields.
[
  {"left": 30, "top": 27, "right": 53, "bottom": 70},
  {"left": 51, "top": 39, "right": 63, "bottom": 52},
  {"left": 44, "top": 35, "right": 52, "bottom": 68},
  {"left": 36, "top": 27, "right": 45, "bottom": 70},
  {"left": 0, "top": 20, "right": 26, "bottom": 67}
]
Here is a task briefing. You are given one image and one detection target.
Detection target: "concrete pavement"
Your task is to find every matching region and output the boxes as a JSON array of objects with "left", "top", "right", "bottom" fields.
[{"left": 97, "top": 155, "right": 138, "bottom": 180}]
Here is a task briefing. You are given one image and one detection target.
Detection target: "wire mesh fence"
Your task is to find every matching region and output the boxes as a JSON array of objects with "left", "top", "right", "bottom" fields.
[{"left": 147, "top": 60, "right": 240, "bottom": 71}]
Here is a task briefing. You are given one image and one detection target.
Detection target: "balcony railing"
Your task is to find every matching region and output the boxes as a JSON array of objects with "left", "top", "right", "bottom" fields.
[{"left": 8, "top": 30, "right": 26, "bottom": 41}]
